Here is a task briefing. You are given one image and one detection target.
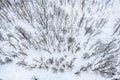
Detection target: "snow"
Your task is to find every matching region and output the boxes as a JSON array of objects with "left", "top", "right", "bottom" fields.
[
  {"left": 0, "top": 0, "right": 120, "bottom": 80},
  {"left": 0, "top": 61, "right": 108, "bottom": 80}
]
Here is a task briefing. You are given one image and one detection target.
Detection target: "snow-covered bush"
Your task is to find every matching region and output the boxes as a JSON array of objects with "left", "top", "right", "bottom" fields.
[{"left": 0, "top": 0, "right": 120, "bottom": 80}]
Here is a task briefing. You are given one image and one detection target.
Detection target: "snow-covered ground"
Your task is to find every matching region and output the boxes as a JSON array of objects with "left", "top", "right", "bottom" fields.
[
  {"left": 0, "top": 0, "right": 120, "bottom": 80},
  {"left": 0, "top": 60, "right": 109, "bottom": 80}
]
